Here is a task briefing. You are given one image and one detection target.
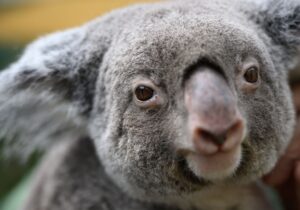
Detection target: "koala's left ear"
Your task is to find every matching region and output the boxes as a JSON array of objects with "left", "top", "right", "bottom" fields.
[{"left": 0, "top": 17, "right": 114, "bottom": 158}]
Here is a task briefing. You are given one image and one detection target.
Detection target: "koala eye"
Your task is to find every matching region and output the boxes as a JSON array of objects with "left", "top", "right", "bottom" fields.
[
  {"left": 134, "top": 85, "right": 154, "bottom": 101},
  {"left": 244, "top": 67, "right": 259, "bottom": 83}
]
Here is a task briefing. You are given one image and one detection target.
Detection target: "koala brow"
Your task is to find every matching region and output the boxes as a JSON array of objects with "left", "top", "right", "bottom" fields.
[
  {"left": 133, "top": 69, "right": 165, "bottom": 87},
  {"left": 182, "top": 57, "right": 226, "bottom": 87}
]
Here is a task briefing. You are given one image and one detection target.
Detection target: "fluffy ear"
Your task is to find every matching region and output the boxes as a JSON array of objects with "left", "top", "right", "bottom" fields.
[
  {"left": 243, "top": 0, "right": 300, "bottom": 69},
  {"left": 0, "top": 22, "right": 111, "bottom": 158},
  {"left": 260, "top": 0, "right": 300, "bottom": 50}
]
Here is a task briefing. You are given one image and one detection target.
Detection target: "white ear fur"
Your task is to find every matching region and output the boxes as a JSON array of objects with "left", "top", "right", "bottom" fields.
[
  {"left": 261, "top": 0, "right": 300, "bottom": 48},
  {"left": 0, "top": 26, "right": 103, "bottom": 159},
  {"left": 0, "top": 90, "right": 87, "bottom": 159}
]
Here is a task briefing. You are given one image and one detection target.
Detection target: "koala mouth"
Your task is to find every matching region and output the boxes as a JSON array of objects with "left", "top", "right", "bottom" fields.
[
  {"left": 176, "top": 145, "right": 242, "bottom": 183},
  {"left": 187, "top": 146, "right": 242, "bottom": 181}
]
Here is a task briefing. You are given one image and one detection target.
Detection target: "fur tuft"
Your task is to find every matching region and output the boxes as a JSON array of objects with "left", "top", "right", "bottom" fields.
[
  {"left": 0, "top": 90, "right": 87, "bottom": 159},
  {"left": 262, "top": 0, "right": 300, "bottom": 48}
]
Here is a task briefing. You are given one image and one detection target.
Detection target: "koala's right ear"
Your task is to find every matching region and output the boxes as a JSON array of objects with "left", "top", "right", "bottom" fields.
[
  {"left": 261, "top": 0, "right": 300, "bottom": 49},
  {"left": 0, "top": 19, "right": 113, "bottom": 158}
]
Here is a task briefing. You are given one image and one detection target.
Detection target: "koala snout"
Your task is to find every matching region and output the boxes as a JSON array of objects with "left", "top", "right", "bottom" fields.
[
  {"left": 191, "top": 118, "right": 244, "bottom": 155},
  {"left": 184, "top": 68, "right": 245, "bottom": 155}
]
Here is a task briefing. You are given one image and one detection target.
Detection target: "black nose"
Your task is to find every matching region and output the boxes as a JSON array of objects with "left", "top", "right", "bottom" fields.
[{"left": 200, "top": 130, "right": 227, "bottom": 146}]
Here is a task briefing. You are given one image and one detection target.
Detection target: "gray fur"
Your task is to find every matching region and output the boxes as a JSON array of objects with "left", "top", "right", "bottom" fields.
[{"left": 0, "top": 0, "right": 299, "bottom": 209}]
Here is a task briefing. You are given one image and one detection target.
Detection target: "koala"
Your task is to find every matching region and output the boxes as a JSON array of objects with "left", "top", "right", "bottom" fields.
[{"left": 0, "top": 0, "right": 300, "bottom": 209}]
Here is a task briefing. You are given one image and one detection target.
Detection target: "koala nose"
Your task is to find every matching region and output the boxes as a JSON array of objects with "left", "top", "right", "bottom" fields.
[
  {"left": 184, "top": 67, "right": 245, "bottom": 155},
  {"left": 191, "top": 117, "right": 244, "bottom": 155}
]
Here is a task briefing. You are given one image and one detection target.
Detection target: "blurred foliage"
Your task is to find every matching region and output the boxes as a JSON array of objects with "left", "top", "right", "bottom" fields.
[
  {"left": 0, "top": 173, "right": 33, "bottom": 210},
  {"left": 0, "top": 140, "right": 40, "bottom": 201},
  {"left": 0, "top": 45, "right": 23, "bottom": 70}
]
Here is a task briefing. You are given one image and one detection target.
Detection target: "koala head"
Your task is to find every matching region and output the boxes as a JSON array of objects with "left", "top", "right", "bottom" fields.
[
  {"left": 88, "top": 0, "right": 299, "bottom": 201},
  {"left": 1, "top": 0, "right": 299, "bottom": 204}
]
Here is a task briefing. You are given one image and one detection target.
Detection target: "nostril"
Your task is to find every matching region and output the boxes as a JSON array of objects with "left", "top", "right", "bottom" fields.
[
  {"left": 228, "top": 119, "right": 243, "bottom": 137},
  {"left": 192, "top": 117, "right": 245, "bottom": 155},
  {"left": 199, "top": 130, "right": 227, "bottom": 146},
  {"left": 193, "top": 128, "right": 220, "bottom": 155},
  {"left": 222, "top": 118, "right": 245, "bottom": 151}
]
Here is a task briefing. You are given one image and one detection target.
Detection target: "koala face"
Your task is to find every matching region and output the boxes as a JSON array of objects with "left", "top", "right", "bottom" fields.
[{"left": 89, "top": 5, "right": 295, "bottom": 201}]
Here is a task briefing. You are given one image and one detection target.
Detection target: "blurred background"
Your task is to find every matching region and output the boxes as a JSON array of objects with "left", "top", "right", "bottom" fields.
[{"left": 0, "top": 0, "right": 155, "bottom": 209}]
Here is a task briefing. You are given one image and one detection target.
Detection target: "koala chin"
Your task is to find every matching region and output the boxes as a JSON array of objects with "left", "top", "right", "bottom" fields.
[
  {"left": 186, "top": 145, "right": 242, "bottom": 181},
  {"left": 0, "top": 0, "right": 299, "bottom": 210}
]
